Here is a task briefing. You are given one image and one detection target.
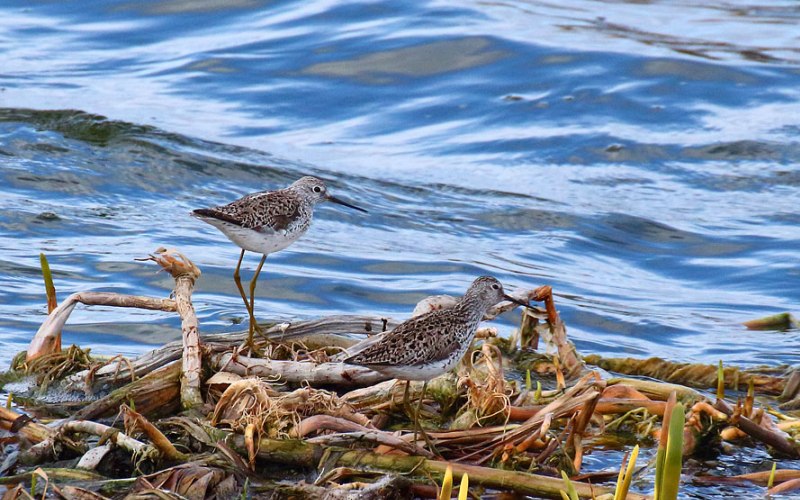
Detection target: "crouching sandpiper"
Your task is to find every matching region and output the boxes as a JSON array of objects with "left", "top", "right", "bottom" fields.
[{"left": 344, "top": 276, "right": 532, "bottom": 444}]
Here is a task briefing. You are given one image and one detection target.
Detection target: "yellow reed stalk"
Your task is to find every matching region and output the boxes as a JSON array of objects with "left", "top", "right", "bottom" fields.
[
  {"left": 614, "top": 445, "right": 640, "bottom": 500},
  {"left": 458, "top": 473, "right": 469, "bottom": 500},
  {"left": 768, "top": 462, "right": 777, "bottom": 488},
  {"left": 438, "top": 465, "right": 453, "bottom": 500}
]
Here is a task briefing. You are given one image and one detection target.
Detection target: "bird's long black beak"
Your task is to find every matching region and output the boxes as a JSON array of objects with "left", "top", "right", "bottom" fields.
[
  {"left": 327, "top": 195, "right": 368, "bottom": 213},
  {"left": 504, "top": 294, "right": 534, "bottom": 309}
]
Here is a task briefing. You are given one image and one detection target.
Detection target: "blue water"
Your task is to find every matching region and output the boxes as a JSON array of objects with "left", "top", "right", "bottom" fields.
[{"left": 1, "top": 0, "right": 799, "bottom": 495}]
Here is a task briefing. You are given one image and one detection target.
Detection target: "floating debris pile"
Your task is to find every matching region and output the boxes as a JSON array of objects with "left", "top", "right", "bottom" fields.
[{"left": 1, "top": 249, "right": 799, "bottom": 499}]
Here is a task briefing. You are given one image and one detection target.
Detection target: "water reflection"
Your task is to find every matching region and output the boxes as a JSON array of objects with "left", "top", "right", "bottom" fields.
[{"left": 302, "top": 37, "right": 507, "bottom": 81}]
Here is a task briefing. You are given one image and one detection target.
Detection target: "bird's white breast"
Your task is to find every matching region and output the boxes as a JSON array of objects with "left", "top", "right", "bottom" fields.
[
  {"left": 373, "top": 350, "right": 464, "bottom": 381},
  {"left": 199, "top": 218, "right": 304, "bottom": 255}
]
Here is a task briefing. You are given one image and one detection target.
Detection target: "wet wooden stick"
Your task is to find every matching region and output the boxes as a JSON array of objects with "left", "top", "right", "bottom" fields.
[
  {"left": 67, "top": 315, "right": 392, "bottom": 393},
  {"left": 296, "top": 414, "right": 434, "bottom": 458},
  {"left": 713, "top": 398, "right": 800, "bottom": 457},
  {"left": 532, "top": 285, "right": 586, "bottom": 379},
  {"left": 61, "top": 420, "right": 149, "bottom": 456},
  {"left": 231, "top": 435, "right": 648, "bottom": 500},
  {"left": 0, "top": 406, "right": 85, "bottom": 464},
  {"left": 121, "top": 404, "right": 187, "bottom": 461},
  {"left": 0, "top": 406, "right": 55, "bottom": 445}
]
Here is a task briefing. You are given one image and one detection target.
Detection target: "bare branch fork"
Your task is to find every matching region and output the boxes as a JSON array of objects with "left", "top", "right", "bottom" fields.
[
  {"left": 27, "top": 247, "right": 204, "bottom": 410},
  {"left": 27, "top": 292, "right": 176, "bottom": 363}
]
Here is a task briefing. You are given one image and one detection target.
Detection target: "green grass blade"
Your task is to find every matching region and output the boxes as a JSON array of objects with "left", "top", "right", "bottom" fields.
[
  {"left": 653, "top": 446, "right": 665, "bottom": 500},
  {"left": 658, "top": 403, "right": 685, "bottom": 500},
  {"left": 654, "top": 392, "right": 677, "bottom": 500},
  {"left": 40, "top": 253, "right": 57, "bottom": 313},
  {"left": 560, "top": 470, "right": 579, "bottom": 500},
  {"left": 239, "top": 477, "right": 249, "bottom": 500}
]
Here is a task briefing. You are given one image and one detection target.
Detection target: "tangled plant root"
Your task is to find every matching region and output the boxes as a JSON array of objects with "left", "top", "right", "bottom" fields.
[
  {"left": 14, "top": 344, "right": 94, "bottom": 393},
  {"left": 211, "top": 379, "right": 349, "bottom": 441},
  {"left": 249, "top": 337, "right": 338, "bottom": 365},
  {"left": 459, "top": 344, "right": 514, "bottom": 427}
]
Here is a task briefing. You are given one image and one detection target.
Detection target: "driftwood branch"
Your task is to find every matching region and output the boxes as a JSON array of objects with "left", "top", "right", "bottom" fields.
[
  {"left": 27, "top": 292, "right": 176, "bottom": 362},
  {"left": 0, "top": 406, "right": 87, "bottom": 466},
  {"left": 138, "top": 248, "right": 203, "bottom": 410},
  {"left": 66, "top": 315, "right": 394, "bottom": 394},
  {"left": 209, "top": 351, "right": 389, "bottom": 387},
  {"left": 0, "top": 406, "right": 147, "bottom": 466},
  {"left": 61, "top": 420, "right": 149, "bottom": 456},
  {"left": 0, "top": 406, "right": 54, "bottom": 442},
  {"left": 28, "top": 247, "right": 201, "bottom": 408}
]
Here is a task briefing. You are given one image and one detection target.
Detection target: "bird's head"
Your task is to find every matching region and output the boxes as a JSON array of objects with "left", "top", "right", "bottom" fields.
[
  {"left": 466, "top": 276, "right": 531, "bottom": 311},
  {"left": 291, "top": 176, "right": 368, "bottom": 213}
]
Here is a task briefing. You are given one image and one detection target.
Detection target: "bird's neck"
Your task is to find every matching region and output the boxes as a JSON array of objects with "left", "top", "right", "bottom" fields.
[
  {"left": 454, "top": 293, "right": 489, "bottom": 324},
  {"left": 286, "top": 188, "right": 314, "bottom": 209}
]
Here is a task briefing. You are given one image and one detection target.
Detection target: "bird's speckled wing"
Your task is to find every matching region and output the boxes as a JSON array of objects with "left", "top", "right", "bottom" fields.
[
  {"left": 344, "top": 310, "right": 467, "bottom": 367},
  {"left": 194, "top": 189, "right": 301, "bottom": 232}
]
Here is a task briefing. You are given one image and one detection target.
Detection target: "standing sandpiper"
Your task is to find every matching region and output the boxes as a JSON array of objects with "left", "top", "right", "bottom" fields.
[
  {"left": 344, "top": 276, "right": 531, "bottom": 442},
  {"left": 193, "top": 176, "right": 367, "bottom": 346}
]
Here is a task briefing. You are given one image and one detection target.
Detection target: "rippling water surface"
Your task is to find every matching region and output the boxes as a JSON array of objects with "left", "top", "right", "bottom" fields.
[{"left": 2, "top": 0, "right": 799, "bottom": 495}]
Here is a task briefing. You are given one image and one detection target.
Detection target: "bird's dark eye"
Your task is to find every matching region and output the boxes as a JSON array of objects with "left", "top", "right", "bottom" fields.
[
  {"left": 313, "top": 186, "right": 323, "bottom": 193},
  {"left": 491, "top": 284, "right": 500, "bottom": 290}
]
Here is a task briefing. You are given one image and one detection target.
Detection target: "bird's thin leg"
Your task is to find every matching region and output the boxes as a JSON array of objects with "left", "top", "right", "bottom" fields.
[
  {"left": 413, "top": 381, "right": 438, "bottom": 454},
  {"left": 233, "top": 249, "right": 250, "bottom": 314},
  {"left": 399, "top": 379, "right": 410, "bottom": 414},
  {"left": 412, "top": 380, "right": 421, "bottom": 444},
  {"left": 246, "top": 253, "right": 268, "bottom": 347}
]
